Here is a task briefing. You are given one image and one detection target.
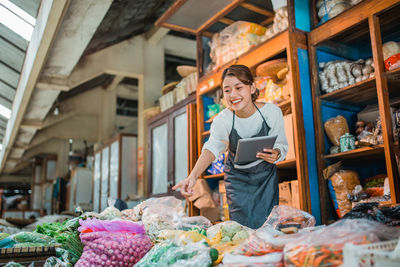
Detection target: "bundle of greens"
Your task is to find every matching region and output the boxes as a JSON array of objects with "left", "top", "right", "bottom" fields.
[{"left": 35, "top": 217, "right": 83, "bottom": 264}]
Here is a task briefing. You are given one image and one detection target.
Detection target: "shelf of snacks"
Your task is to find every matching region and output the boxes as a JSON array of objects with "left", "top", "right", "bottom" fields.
[
  {"left": 157, "top": 0, "right": 313, "bottom": 219},
  {"left": 319, "top": 77, "right": 377, "bottom": 105},
  {"left": 324, "top": 144, "right": 384, "bottom": 160},
  {"left": 309, "top": 1, "right": 400, "bottom": 223}
]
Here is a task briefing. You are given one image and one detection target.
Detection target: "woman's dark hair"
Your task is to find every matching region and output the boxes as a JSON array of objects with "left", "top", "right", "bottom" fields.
[{"left": 221, "top": 64, "right": 259, "bottom": 102}]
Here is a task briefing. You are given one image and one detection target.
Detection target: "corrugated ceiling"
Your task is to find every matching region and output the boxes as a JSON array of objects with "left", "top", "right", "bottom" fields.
[{"left": 0, "top": 0, "right": 41, "bottom": 144}]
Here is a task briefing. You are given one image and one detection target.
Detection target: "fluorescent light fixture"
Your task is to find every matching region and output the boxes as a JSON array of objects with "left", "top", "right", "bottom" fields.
[
  {"left": 0, "top": 0, "right": 36, "bottom": 41},
  {"left": 0, "top": 103, "right": 11, "bottom": 119}
]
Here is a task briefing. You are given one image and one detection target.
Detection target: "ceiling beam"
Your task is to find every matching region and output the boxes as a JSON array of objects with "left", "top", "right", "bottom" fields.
[
  {"left": 240, "top": 3, "right": 274, "bottom": 17},
  {"left": 0, "top": 0, "right": 72, "bottom": 173},
  {"left": 20, "top": 110, "right": 76, "bottom": 131},
  {"left": 106, "top": 75, "right": 124, "bottom": 91},
  {"left": 146, "top": 26, "right": 170, "bottom": 44}
]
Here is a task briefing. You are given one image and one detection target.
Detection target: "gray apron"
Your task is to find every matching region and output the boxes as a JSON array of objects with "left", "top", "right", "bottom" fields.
[{"left": 224, "top": 104, "right": 279, "bottom": 229}]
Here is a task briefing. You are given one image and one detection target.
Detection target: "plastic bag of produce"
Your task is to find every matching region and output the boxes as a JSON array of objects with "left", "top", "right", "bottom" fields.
[
  {"left": 75, "top": 219, "right": 152, "bottom": 267},
  {"left": 324, "top": 115, "right": 349, "bottom": 146},
  {"left": 207, "top": 221, "right": 252, "bottom": 244},
  {"left": 135, "top": 240, "right": 212, "bottom": 267},
  {"left": 131, "top": 196, "right": 184, "bottom": 221},
  {"left": 173, "top": 216, "right": 212, "bottom": 231},
  {"left": 323, "top": 162, "right": 361, "bottom": 218},
  {"left": 78, "top": 218, "right": 145, "bottom": 234},
  {"left": 262, "top": 205, "right": 316, "bottom": 231},
  {"left": 222, "top": 252, "right": 283, "bottom": 266},
  {"left": 157, "top": 230, "right": 208, "bottom": 245},
  {"left": 284, "top": 219, "right": 400, "bottom": 267},
  {"left": 0, "top": 232, "right": 57, "bottom": 248}
]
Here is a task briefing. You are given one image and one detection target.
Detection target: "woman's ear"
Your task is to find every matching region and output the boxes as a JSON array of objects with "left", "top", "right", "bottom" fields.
[{"left": 250, "top": 83, "right": 257, "bottom": 94}]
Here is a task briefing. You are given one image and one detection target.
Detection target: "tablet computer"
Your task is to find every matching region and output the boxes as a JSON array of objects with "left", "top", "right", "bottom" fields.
[{"left": 234, "top": 135, "right": 277, "bottom": 164}]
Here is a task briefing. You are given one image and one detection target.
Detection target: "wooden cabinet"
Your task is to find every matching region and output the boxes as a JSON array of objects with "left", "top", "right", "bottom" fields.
[
  {"left": 93, "top": 133, "right": 138, "bottom": 212},
  {"left": 308, "top": 0, "right": 400, "bottom": 222},
  {"left": 147, "top": 94, "right": 197, "bottom": 198},
  {"left": 157, "top": 0, "right": 316, "bottom": 220}
]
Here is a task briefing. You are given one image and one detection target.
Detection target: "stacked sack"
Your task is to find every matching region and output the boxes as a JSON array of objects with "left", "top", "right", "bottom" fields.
[{"left": 319, "top": 58, "right": 374, "bottom": 93}]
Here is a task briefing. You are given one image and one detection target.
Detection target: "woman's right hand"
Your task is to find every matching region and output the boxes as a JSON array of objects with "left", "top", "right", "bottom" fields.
[{"left": 172, "top": 175, "right": 197, "bottom": 198}]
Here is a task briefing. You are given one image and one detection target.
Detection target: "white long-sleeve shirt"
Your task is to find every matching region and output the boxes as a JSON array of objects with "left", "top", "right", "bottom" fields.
[{"left": 202, "top": 103, "right": 288, "bottom": 164}]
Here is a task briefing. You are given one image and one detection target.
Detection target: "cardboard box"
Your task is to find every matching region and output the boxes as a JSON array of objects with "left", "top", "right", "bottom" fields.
[
  {"left": 291, "top": 180, "right": 300, "bottom": 209},
  {"left": 279, "top": 182, "right": 292, "bottom": 206},
  {"left": 357, "top": 104, "right": 395, "bottom": 123},
  {"left": 219, "top": 180, "right": 226, "bottom": 193},
  {"left": 284, "top": 114, "right": 295, "bottom": 160},
  {"left": 200, "top": 207, "right": 221, "bottom": 223}
]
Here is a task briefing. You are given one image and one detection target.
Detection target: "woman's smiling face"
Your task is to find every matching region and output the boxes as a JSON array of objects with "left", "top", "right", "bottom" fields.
[{"left": 222, "top": 75, "right": 255, "bottom": 113}]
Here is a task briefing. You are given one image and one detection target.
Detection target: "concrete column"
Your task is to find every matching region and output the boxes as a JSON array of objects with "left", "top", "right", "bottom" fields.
[
  {"left": 137, "top": 39, "right": 165, "bottom": 196},
  {"left": 99, "top": 88, "right": 117, "bottom": 143}
]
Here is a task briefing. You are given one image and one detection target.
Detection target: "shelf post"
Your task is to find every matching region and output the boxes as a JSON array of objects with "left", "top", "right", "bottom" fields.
[{"left": 369, "top": 15, "right": 400, "bottom": 204}]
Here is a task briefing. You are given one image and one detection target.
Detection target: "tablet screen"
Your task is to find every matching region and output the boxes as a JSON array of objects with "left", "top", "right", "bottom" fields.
[{"left": 234, "top": 135, "right": 277, "bottom": 164}]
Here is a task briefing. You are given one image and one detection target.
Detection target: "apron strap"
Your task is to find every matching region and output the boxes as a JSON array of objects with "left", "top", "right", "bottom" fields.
[{"left": 254, "top": 103, "right": 269, "bottom": 129}]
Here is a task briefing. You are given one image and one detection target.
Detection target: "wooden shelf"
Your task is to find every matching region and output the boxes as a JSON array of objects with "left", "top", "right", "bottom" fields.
[
  {"left": 197, "top": 30, "right": 306, "bottom": 95},
  {"left": 309, "top": 0, "right": 398, "bottom": 46},
  {"left": 324, "top": 145, "right": 384, "bottom": 160},
  {"left": 204, "top": 173, "right": 224, "bottom": 179},
  {"left": 386, "top": 67, "right": 400, "bottom": 82},
  {"left": 277, "top": 98, "right": 291, "bottom": 115},
  {"left": 379, "top": 200, "right": 392, "bottom": 206},
  {"left": 319, "top": 77, "right": 377, "bottom": 105},
  {"left": 276, "top": 158, "right": 296, "bottom": 169}
]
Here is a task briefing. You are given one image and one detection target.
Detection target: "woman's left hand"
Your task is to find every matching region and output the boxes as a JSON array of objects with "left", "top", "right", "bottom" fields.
[{"left": 256, "top": 148, "right": 280, "bottom": 163}]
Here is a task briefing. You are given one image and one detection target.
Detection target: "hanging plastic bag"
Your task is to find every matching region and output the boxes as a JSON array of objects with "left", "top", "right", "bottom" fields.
[
  {"left": 75, "top": 219, "right": 152, "bottom": 267},
  {"left": 262, "top": 205, "right": 316, "bottom": 231},
  {"left": 284, "top": 219, "right": 400, "bottom": 267}
]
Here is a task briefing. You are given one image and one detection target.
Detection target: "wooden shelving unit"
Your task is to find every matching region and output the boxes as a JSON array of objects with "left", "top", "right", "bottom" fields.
[
  {"left": 157, "top": 0, "right": 314, "bottom": 218},
  {"left": 323, "top": 145, "right": 385, "bottom": 160},
  {"left": 319, "top": 77, "right": 377, "bottom": 105},
  {"left": 309, "top": 0, "right": 400, "bottom": 223}
]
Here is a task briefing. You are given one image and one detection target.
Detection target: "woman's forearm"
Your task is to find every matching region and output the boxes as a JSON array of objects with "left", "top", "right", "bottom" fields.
[{"left": 189, "top": 149, "right": 216, "bottom": 179}]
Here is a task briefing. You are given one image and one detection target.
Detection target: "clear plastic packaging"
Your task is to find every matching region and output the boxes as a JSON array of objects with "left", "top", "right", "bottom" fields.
[
  {"left": 324, "top": 115, "right": 349, "bottom": 146},
  {"left": 284, "top": 219, "right": 400, "bottom": 267},
  {"left": 328, "top": 169, "right": 360, "bottom": 218},
  {"left": 135, "top": 240, "right": 211, "bottom": 267},
  {"left": 207, "top": 221, "right": 253, "bottom": 244},
  {"left": 78, "top": 218, "right": 145, "bottom": 234},
  {"left": 262, "top": 205, "right": 316, "bottom": 230}
]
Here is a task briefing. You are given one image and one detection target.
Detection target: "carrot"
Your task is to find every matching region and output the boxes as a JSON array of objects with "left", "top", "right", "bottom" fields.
[{"left": 313, "top": 254, "right": 329, "bottom": 266}]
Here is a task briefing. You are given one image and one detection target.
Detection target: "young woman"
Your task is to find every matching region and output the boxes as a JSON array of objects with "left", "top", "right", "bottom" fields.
[{"left": 173, "top": 64, "right": 288, "bottom": 229}]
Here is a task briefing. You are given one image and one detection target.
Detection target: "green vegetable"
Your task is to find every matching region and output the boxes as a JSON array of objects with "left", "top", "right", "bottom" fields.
[
  {"left": 221, "top": 236, "right": 231, "bottom": 243},
  {"left": 221, "top": 222, "right": 242, "bottom": 239},
  {"left": 5, "top": 262, "right": 23, "bottom": 267},
  {"left": 0, "top": 233, "right": 10, "bottom": 241},
  {"left": 14, "top": 242, "right": 45, "bottom": 247},
  {"left": 210, "top": 248, "right": 219, "bottom": 261},
  {"left": 13, "top": 232, "right": 56, "bottom": 245},
  {"left": 232, "top": 230, "right": 249, "bottom": 241},
  {"left": 35, "top": 217, "right": 84, "bottom": 264}
]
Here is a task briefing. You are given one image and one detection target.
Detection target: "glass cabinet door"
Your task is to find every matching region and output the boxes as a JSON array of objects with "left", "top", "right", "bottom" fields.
[
  {"left": 109, "top": 141, "right": 119, "bottom": 200},
  {"left": 101, "top": 147, "right": 109, "bottom": 211},
  {"left": 174, "top": 112, "right": 188, "bottom": 185},
  {"left": 93, "top": 153, "right": 101, "bottom": 212},
  {"left": 152, "top": 123, "right": 168, "bottom": 194}
]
